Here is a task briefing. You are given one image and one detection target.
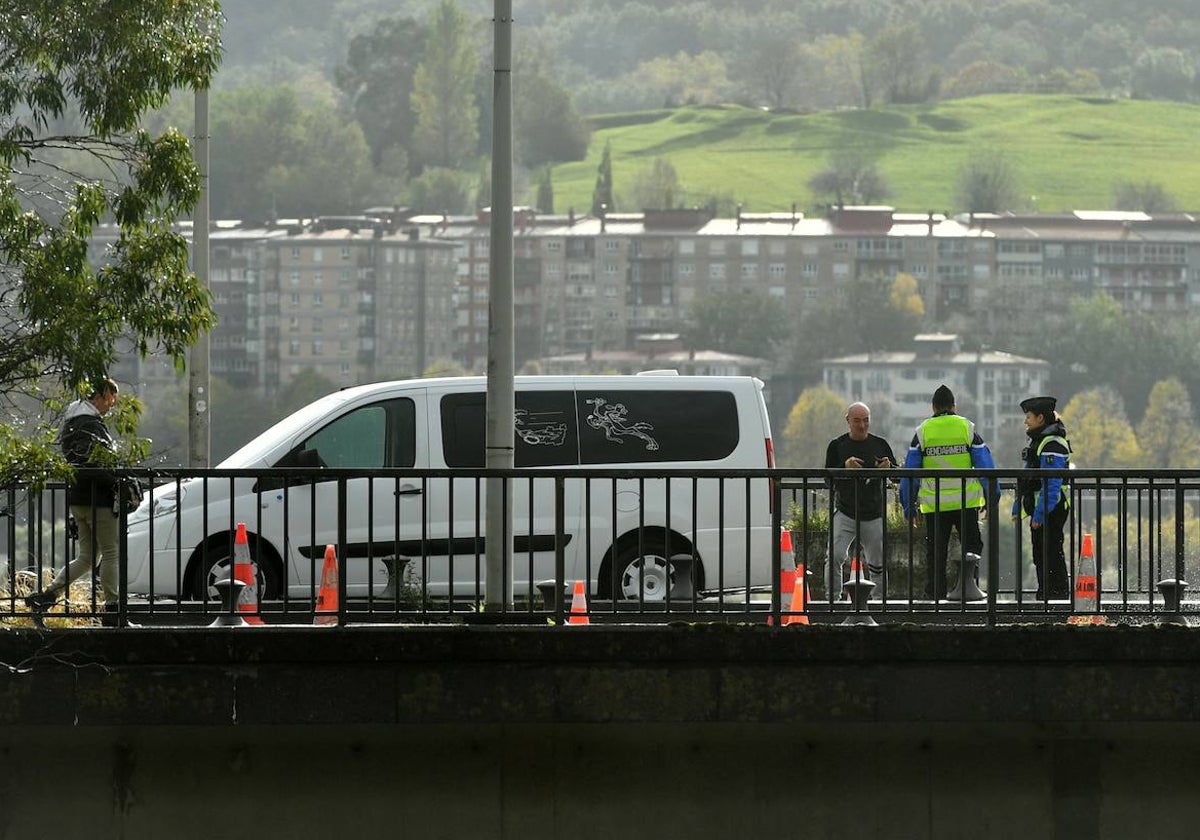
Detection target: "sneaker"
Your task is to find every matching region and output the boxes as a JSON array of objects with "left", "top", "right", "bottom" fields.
[{"left": 24, "top": 590, "right": 58, "bottom": 610}]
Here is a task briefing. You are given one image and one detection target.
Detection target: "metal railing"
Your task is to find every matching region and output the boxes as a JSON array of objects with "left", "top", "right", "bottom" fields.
[{"left": 2, "top": 466, "right": 1196, "bottom": 628}]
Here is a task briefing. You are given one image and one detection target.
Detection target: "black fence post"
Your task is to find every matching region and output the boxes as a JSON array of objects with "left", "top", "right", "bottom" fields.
[
  {"left": 555, "top": 476, "right": 566, "bottom": 626},
  {"left": 337, "top": 477, "right": 348, "bottom": 625}
]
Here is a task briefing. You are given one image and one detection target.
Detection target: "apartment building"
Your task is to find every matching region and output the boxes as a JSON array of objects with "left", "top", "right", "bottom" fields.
[
  {"left": 265, "top": 219, "right": 457, "bottom": 390},
  {"left": 822, "top": 333, "right": 1050, "bottom": 454}
]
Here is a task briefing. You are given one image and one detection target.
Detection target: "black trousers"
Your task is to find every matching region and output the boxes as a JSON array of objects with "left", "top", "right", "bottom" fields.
[
  {"left": 1030, "top": 502, "right": 1069, "bottom": 599},
  {"left": 922, "top": 508, "right": 983, "bottom": 599}
]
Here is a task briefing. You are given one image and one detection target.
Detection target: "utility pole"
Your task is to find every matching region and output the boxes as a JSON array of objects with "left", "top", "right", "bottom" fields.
[
  {"left": 189, "top": 87, "right": 211, "bottom": 468},
  {"left": 484, "top": 0, "right": 514, "bottom": 610}
]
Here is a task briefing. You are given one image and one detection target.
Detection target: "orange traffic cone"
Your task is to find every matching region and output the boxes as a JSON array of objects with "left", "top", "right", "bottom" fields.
[
  {"left": 567, "top": 579, "right": 589, "bottom": 625},
  {"left": 314, "top": 544, "right": 339, "bottom": 626},
  {"left": 1069, "top": 533, "right": 1106, "bottom": 625},
  {"left": 782, "top": 563, "right": 810, "bottom": 626},
  {"left": 779, "top": 528, "right": 793, "bottom": 554},
  {"left": 232, "top": 522, "right": 264, "bottom": 626}
]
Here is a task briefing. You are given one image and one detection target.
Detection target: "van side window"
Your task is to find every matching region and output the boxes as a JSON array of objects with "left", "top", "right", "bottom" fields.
[
  {"left": 577, "top": 390, "right": 739, "bottom": 464},
  {"left": 441, "top": 392, "right": 577, "bottom": 467},
  {"left": 298, "top": 398, "right": 415, "bottom": 468}
]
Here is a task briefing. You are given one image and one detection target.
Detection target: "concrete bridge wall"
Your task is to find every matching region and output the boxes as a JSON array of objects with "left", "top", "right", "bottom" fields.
[{"left": 2, "top": 625, "right": 1200, "bottom": 839}]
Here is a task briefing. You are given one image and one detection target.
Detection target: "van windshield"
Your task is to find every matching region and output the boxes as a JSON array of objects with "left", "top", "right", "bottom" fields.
[{"left": 217, "top": 390, "right": 358, "bottom": 467}]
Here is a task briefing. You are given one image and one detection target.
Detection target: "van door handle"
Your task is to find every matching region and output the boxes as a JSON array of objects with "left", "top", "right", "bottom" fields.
[{"left": 396, "top": 484, "right": 423, "bottom": 497}]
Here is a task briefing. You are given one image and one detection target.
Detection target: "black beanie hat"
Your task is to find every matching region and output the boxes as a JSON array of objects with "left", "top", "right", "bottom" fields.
[{"left": 932, "top": 384, "right": 955, "bottom": 409}]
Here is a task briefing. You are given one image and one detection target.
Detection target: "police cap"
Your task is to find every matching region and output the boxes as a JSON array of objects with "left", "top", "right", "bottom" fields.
[{"left": 1020, "top": 396, "right": 1056, "bottom": 416}]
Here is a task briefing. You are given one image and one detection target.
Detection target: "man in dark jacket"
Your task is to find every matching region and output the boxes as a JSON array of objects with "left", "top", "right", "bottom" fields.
[
  {"left": 824, "top": 402, "right": 896, "bottom": 600},
  {"left": 26, "top": 378, "right": 124, "bottom": 611},
  {"left": 1012, "top": 395, "right": 1072, "bottom": 600}
]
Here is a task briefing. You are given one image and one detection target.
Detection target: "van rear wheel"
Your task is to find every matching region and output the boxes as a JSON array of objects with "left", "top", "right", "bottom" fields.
[
  {"left": 190, "top": 543, "right": 281, "bottom": 603},
  {"left": 610, "top": 539, "right": 695, "bottom": 602}
]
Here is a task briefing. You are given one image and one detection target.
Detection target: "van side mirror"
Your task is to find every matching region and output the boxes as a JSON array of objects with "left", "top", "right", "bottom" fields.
[{"left": 254, "top": 447, "right": 327, "bottom": 493}]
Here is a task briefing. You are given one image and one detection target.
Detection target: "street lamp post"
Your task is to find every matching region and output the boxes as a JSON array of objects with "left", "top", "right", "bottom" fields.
[{"left": 484, "top": 0, "right": 515, "bottom": 611}]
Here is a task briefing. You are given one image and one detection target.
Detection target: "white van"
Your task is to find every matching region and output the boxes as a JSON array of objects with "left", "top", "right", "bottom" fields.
[{"left": 125, "top": 374, "right": 775, "bottom": 602}]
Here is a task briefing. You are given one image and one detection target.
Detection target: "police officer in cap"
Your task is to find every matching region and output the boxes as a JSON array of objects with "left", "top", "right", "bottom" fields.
[{"left": 1012, "top": 395, "right": 1072, "bottom": 600}]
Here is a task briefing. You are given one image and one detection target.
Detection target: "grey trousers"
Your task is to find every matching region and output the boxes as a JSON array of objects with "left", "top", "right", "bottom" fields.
[
  {"left": 828, "top": 511, "right": 885, "bottom": 600},
  {"left": 46, "top": 505, "right": 120, "bottom": 601}
]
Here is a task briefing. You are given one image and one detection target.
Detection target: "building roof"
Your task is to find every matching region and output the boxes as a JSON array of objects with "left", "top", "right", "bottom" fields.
[{"left": 822, "top": 350, "right": 1049, "bottom": 367}]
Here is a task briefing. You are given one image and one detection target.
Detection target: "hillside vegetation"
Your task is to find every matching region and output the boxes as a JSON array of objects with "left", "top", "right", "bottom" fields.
[{"left": 549, "top": 94, "right": 1200, "bottom": 215}]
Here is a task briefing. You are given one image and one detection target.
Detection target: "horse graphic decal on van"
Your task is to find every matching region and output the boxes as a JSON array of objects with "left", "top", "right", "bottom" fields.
[
  {"left": 585, "top": 397, "right": 659, "bottom": 450},
  {"left": 514, "top": 409, "right": 568, "bottom": 447}
]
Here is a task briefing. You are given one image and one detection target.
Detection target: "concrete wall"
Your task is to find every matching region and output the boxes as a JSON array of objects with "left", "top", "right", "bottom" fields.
[{"left": 2, "top": 625, "right": 1200, "bottom": 839}]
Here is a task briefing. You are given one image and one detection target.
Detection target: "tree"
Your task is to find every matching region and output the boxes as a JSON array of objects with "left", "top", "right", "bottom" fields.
[
  {"left": 407, "top": 167, "right": 471, "bottom": 214},
  {"left": 630, "top": 158, "right": 681, "bottom": 210},
  {"left": 1061, "top": 388, "right": 1140, "bottom": 469},
  {"left": 632, "top": 51, "right": 732, "bottom": 108},
  {"left": 514, "top": 73, "right": 591, "bottom": 167},
  {"left": 1137, "top": 378, "right": 1200, "bottom": 468},
  {"left": 411, "top": 0, "right": 480, "bottom": 170},
  {"left": 684, "top": 290, "right": 789, "bottom": 360},
  {"left": 778, "top": 386, "right": 845, "bottom": 467},
  {"left": 535, "top": 168, "right": 554, "bottom": 213},
  {"left": 335, "top": 16, "right": 426, "bottom": 168},
  {"left": 787, "top": 273, "right": 924, "bottom": 385},
  {"left": 275, "top": 368, "right": 337, "bottom": 418},
  {"left": 591, "top": 141, "right": 614, "bottom": 215},
  {"left": 1131, "top": 47, "right": 1195, "bottom": 102},
  {"left": 0, "top": 0, "right": 221, "bottom": 482},
  {"left": 1112, "top": 179, "right": 1177, "bottom": 213},
  {"left": 808, "top": 150, "right": 890, "bottom": 208},
  {"left": 729, "top": 23, "right": 800, "bottom": 109},
  {"left": 262, "top": 101, "right": 375, "bottom": 215},
  {"left": 865, "top": 23, "right": 938, "bottom": 105},
  {"left": 957, "top": 148, "right": 1021, "bottom": 213}
]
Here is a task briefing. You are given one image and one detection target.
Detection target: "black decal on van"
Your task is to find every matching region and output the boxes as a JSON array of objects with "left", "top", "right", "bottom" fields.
[
  {"left": 578, "top": 390, "right": 739, "bottom": 464},
  {"left": 442, "top": 391, "right": 578, "bottom": 467},
  {"left": 584, "top": 397, "right": 659, "bottom": 450}
]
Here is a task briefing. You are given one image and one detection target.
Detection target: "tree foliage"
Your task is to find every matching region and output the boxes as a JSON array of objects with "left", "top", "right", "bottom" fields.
[
  {"left": 629, "top": 158, "right": 682, "bottom": 211},
  {"left": 1137, "top": 378, "right": 1200, "bottom": 468},
  {"left": 411, "top": 0, "right": 480, "bottom": 171},
  {"left": 591, "top": 140, "right": 614, "bottom": 215},
  {"left": 0, "top": 0, "right": 221, "bottom": 480},
  {"left": 957, "top": 147, "right": 1021, "bottom": 213},
  {"left": 1112, "top": 179, "right": 1177, "bottom": 213},
  {"left": 1061, "top": 387, "right": 1140, "bottom": 469},
  {"left": 787, "top": 273, "right": 924, "bottom": 384},
  {"left": 334, "top": 16, "right": 426, "bottom": 168},
  {"left": 808, "top": 150, "right": 890, "bottom": 208},
  {"left": 684, "top": 290, "right": 788, "bottom": 360},
  {"left": 778, "top": 386, "right": 846, "bottom": 468}
]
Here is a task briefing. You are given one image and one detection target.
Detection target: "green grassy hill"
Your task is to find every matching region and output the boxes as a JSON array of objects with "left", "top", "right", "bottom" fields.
[{"left": 546, "top": 94, "right": 1200, "bottom": 215}]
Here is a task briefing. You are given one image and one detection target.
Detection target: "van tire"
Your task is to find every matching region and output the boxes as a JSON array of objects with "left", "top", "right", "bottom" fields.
[
  {"left": 605, "top": 535, "right": 699, "bottom": 602},
  {"left": 188, "top": 535, "right": 282, "bottom": 603}
]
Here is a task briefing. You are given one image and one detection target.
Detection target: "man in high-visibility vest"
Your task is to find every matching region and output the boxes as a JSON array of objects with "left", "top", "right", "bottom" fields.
[{"left": 900, "top": 384, "right": 997, "bottom": 600}]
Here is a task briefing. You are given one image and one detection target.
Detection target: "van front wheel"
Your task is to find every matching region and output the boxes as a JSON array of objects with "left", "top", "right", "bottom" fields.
[{"left": 610, "top": 539, "right": 694, "bottom": 602}]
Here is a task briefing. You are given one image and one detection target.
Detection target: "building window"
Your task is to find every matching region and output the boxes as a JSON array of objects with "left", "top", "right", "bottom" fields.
[
  {"left": 313, "top": 292, "right": 323, "bottom": 308},
  {"left": 801, "top": 262, "right": 818, "bottom": 278},
  {"left": 313, "top": 317, "right": 323, "bottom": 333},
  {"left": 768, "top": 263, "right": 786, "bottom": 279},
  {"left": 709, "top": 263, "right": 726, "bottom": 279},
  {"left": 341, "top": 246, "right": 351, "bottom": 260},
  {"left": 741, "top": 239, "right": 759, "bottom": 257},
  {"left": 546, "top": 240, "right": 561, "bottom": 252},
  {"left": 313, "top": 247, "right": 323, "bottom": 263},
  {"left": 708, "top": 240, "right": 726, "bottom": 256},
  {"left": 313, "top": 271, "right": 323, "bottom": 286},
  {"left": 312, "top": 340, "right": 323, "bottom": 355},
  {"left": 605, "top": 239, "right": 619, "bottom": 252},
  {"left": 678, "top": 263, "right": 694, "bottom": 276},
  {"left": 678, "top": 239, "right": 695, "bottom": 255}
]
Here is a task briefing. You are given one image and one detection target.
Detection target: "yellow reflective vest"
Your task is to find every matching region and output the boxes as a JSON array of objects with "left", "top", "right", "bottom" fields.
[{"left": 916, "top": 414, "right": 985, "bottom": 513}]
